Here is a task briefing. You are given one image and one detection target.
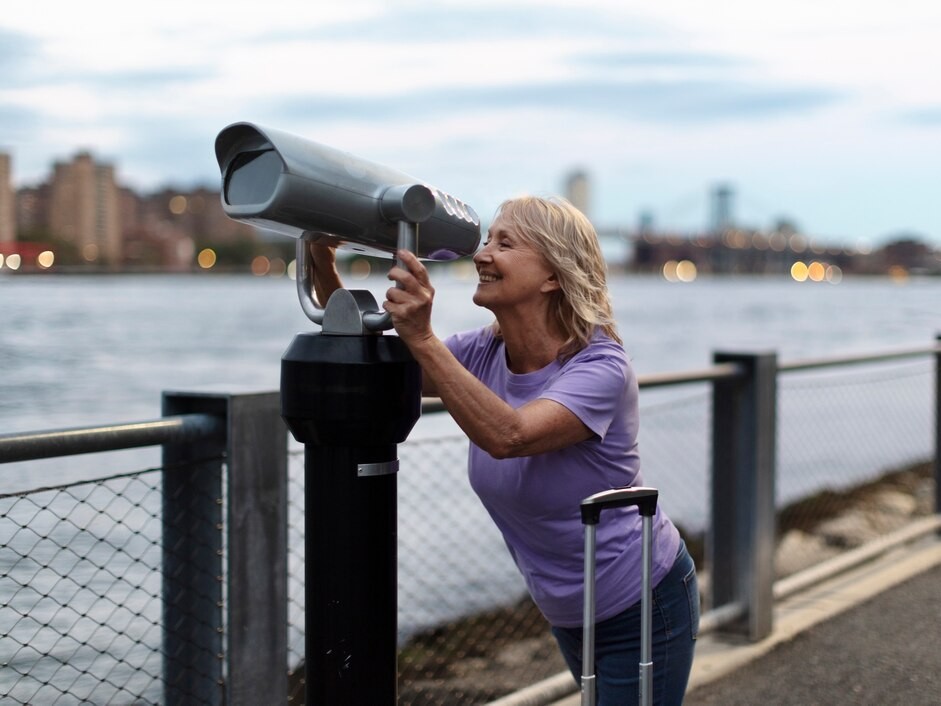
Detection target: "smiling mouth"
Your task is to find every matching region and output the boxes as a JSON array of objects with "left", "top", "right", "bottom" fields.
[{"left": 478, "top": 273, "right": 500, "bottom": 283}]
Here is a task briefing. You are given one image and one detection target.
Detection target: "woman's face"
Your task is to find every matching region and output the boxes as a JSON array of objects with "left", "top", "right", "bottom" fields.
[{"left": 472, "top": 216, "right": 558, "bottom": 312}]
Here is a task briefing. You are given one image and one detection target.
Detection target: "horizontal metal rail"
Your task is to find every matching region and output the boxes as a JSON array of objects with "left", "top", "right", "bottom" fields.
[
  {"left": 0, "top": 413, "right": 225, "bottom": 464},
  {"left": 420, "top": 361, "right": 746, "bottom": 414},
  {"left": 637, "top": 362, "right": 743, "bottom": 388},
  {"left": 423, "top": 343, "right": 939, "bottom": 416},
  {"left": 779, "top": 343, "right": 939, "bottom": 373}
]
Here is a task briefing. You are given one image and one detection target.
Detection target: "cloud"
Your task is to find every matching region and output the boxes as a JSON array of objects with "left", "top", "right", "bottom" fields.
[
  {"left": 64, "top": 67, "right": 218, "bottom": 91},
  {"left": 573, "top": 49, "right": 748, "bottom": 69},
  {"left": 0, "top": 105, "right": 39, "bottom": 139},
  {"left": 899, "top": 106, "right": 941, "bottom": 126},
  {"left": 105, "top": 116, "right": 224, "bottom": 190},
  {"left": 271, "top": 77, "right": 842, "bottom": 126},
  {"left": 264, "top": 4, "right": 665, "bottom": 44},
  {"left": 0, "top": 28, "right": 42, "bottom": 88}
]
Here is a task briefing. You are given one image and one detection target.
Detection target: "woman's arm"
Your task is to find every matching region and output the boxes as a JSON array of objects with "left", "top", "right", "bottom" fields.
[
  {"left": 410, "top": 336, "right": 592, "bottom": 457},
  {"left": 309, "top": 242, "right": 343, "bottom": 306},
  {"left": 383, "top": 251, "right": 592, "bottom": 458}
]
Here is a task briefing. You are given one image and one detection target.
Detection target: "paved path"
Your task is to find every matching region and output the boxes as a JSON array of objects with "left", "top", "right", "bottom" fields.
[
  {"left": 542, "top": 530, "right": 941, "bottom": 706},
  {"left": 685, "top": 562, "right": 941, "bottom": 705}
]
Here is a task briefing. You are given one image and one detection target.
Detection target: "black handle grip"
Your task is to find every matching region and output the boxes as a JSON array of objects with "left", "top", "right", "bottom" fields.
[{"left": 580, "top": 486, "right": 659, "bottom": 525}]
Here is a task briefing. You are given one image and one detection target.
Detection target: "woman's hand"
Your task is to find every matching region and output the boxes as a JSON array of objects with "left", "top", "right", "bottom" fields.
[{"left": 383, "top": 249, "right": 436, "bottom": 348}]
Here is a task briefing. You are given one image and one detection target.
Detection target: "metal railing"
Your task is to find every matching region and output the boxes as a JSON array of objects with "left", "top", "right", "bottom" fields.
[
  {"left": 1, "top": 340, "right": 938, "bottom": 705},
  {"left": 1, "top": 390, "right": 287, "bottom": 705}
]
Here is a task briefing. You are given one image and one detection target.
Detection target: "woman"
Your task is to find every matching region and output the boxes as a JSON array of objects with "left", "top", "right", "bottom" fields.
[{"left": 314, "top": 195, "right": 698, "bottom": 705}]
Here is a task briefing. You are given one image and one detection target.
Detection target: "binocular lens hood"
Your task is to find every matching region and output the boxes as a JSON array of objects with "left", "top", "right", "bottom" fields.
[{"left": 215, "top": 122, "right": 481, "bottom": 261}]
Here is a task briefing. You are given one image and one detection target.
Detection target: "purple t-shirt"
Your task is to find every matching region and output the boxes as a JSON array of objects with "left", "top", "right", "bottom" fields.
[{"left": 445, "top": 327, "right": 680, "bottom": 627}]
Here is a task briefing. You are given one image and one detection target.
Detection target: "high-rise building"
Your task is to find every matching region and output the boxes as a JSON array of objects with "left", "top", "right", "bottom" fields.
[
  {"left": 564, "top": 170, "right": 591, "bottom": 218},
  {"left": 0, "top": 152, "right": 14, "bottom": 244},
  {"left": 11, "top": 149, "right": 258, "bottom": 270},
  {"left": 48, "top": 152, "right": 122, "bottom": 266},
  {"left": 710, "top": 183, "right": 735, "bottom": 234}
]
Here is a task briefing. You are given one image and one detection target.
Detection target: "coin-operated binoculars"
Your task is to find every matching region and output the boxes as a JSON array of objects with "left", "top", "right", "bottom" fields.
[{"left": 215, "top": 123, "right": 480, "bottom": 706}]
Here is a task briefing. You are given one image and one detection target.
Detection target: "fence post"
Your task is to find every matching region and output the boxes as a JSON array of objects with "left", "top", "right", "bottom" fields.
[
  {"left": 710, "top": 351, "right": 777, "bottom": 641},
  {"left": 163, "top": 389, "right": 289, "bottom": 705},
  {"left": 935, "top": 334, "right": 940, "bottom": 518},
  {"left": 162, "top": 392, "right": 227, "bottom": 705}
]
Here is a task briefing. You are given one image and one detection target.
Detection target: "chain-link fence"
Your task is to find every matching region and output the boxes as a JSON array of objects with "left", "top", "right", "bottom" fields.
[
  {"left": 1, "top": 352, "right": 936, "bottom": 705},
  {"left": 0, "top": 461, "right": 222, "bottom": 705},
  {"left": 773, "top": 358, "right": 936, "bottom": 577}
]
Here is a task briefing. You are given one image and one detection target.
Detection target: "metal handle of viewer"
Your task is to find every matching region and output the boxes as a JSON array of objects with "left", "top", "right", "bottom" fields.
[
  {"left": 362, "top": 219, "right": 417, "bottom": 332},
  {"left": 295, "top": 184, "right": 432, "bottom": 332}
]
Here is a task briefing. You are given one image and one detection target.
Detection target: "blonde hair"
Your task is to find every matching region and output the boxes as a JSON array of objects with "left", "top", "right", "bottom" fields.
[{"left": 491, "top": 195, "right": 621, "bottom": 360}]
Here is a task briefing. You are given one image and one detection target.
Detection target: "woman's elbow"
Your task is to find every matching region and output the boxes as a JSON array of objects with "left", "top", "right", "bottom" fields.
[
  {"left": 482, "top": 432, "right": 527, "bottom": 460},
  {"left": 486, "top": 444, "right": 513, "bottom": 460}
]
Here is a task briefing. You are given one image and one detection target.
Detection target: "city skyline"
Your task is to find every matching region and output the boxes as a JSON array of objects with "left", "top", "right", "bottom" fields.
[
  {"left": 4, "top": 145, "right": 935, "bottom": 280},
  {"left": 2, "top": 1, "right": 940, "bottom": 247}
]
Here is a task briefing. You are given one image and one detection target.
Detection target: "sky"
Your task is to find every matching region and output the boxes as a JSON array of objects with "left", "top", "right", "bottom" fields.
[{"left": 2, "top": 0, "right": 940, "bottom": 248}]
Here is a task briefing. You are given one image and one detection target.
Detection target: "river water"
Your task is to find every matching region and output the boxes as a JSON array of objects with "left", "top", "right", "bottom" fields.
[
  {"left": 1, "top": 270, "right": 938, "bottom": 701},
  {"left": 2, "top": 268, "right": 937, "bottom": 430}
]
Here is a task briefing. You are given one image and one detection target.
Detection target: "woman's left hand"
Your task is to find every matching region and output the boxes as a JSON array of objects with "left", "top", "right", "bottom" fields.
[{"left": 384, "top": 249, "right": 436, "bottom": 347}]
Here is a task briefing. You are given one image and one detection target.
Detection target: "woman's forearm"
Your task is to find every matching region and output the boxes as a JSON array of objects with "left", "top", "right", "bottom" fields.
[
  {"left": 410, "top": 336, "right": 524, "bottom": 457},
  {"left": 408, "top": 336, "right": 590, "bottom": 458},
  {"left": 310, "top": 244, "right": 343, "bottom": 305}
]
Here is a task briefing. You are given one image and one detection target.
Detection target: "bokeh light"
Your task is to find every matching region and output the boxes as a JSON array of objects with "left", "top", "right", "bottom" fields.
[
  {"left": 268, "top": 258, "right": 287, "bottom": 277},
  {"left": 826, "top": 265, "right": 843, "bottom": 283},
  {"left": 662, "top": 260, "right": 678, "bottom": 282},
  {"left": 37, "top": 250, "right": 55, "bottom": 269},
  {"left": 662, "top": 260, "right": 697, "bottom": 282},
  {"left": 169, "top": 195, "right": 187, "bottom": 215},
  {"left": 350, "top": 259, "right": 372, "bottom": 279},
  {"left": 807, "top": 261, "right": 826, "bottom": 282},
  {"left": 197, "top": 248, "right": 217, "bottom": 269},
  {"left": 675, "top": 259, "right": 697, "bottom": 282},
  {"left": 251, "top": 255, "right": 271, "bottom": 276},
  {"left": 790, "top": 261, "right": 809, "bottom": 282}
]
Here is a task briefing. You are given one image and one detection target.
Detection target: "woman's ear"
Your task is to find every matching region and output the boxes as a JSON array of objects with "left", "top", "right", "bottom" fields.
[{"left": 540, "top": 272, "right": 562, "bottom": 293}]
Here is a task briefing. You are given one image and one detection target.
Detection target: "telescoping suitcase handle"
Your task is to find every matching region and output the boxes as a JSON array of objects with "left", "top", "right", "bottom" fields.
[{"left": 580, "top": 486, "right": 658, "bottom": 706}]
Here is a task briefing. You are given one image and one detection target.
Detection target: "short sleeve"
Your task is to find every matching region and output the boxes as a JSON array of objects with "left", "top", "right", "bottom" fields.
[
  {"left": 539, "top": 341, "right": 631, "bottom": 441},
  {"left": 444, "top": 327, "right": 500, "bottom": 375}
]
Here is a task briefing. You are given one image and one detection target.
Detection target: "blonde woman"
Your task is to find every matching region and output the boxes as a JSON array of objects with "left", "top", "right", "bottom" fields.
[{"left": 317, "top": 196, "right": 699, "bottom": 705}]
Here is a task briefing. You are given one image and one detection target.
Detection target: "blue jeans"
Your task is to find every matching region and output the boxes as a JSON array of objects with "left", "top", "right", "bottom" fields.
[{"left": 551, "top": 541, "right": 700, "bottom": 706}]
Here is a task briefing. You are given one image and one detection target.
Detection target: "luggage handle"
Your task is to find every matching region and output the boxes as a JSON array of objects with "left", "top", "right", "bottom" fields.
[
  {"left": 580, "top": 486, "right": 658, "bottom": 706},
  {"left": 580, "top": 486, "right": 659, "bottom": 525}
]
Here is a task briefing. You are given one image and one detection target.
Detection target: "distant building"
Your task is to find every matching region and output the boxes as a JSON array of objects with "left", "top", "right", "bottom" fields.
[
  {"left": 0, "top": 152, "right": 14, "bottom": 244},
  {"left": 710, "top": 183, "right": 734, "bottom": 234},
  {"left": 11, "top": 150, "right": 258, "bottom": 271},
  {"left": 880, "top": 235, "right": 936, "bottom": 273},
  {"left": 48, "top": 152, "right": 122, "bottom": 267},
  {"left": 564, "top": 170, "right": 591, "bottom": 217},
  {"left": 122, "top": 187, "right": 256, "bottom": 270}
]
